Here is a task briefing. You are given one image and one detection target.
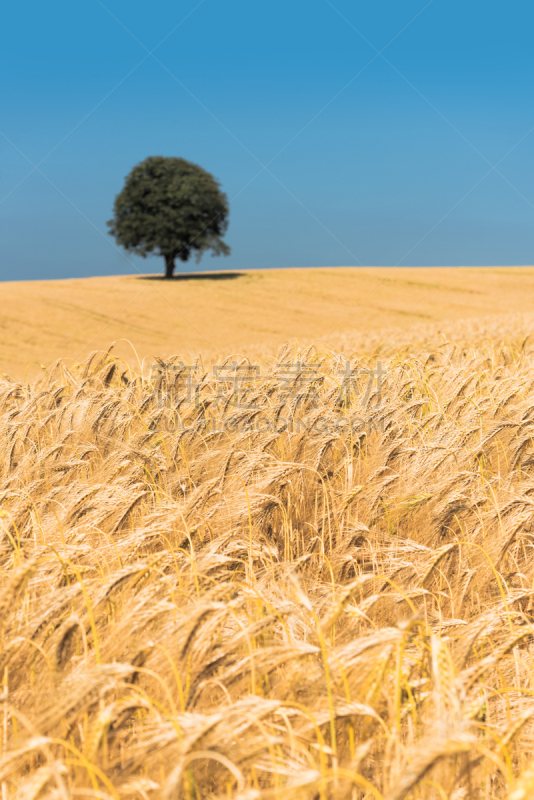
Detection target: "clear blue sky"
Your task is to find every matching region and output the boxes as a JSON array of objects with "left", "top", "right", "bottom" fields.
[{"left": 1, "top": 0, "right": 534, "bottom": 280}]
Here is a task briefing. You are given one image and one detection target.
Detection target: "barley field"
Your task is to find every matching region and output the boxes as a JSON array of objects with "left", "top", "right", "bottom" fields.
[
  {"left": 4, "top": 266, "right": 534, "bottom": 379},
  {"left": 3, "top": 311, "right": 534, "bottom": 799}
]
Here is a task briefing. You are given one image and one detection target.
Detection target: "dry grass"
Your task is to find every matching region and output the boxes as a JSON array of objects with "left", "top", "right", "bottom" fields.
[
  {"left": 4, "top": 266, "right": 534, "bottom": 378},
  {"left": 3, "top": 315, "right": 534, "bottom": 799}
]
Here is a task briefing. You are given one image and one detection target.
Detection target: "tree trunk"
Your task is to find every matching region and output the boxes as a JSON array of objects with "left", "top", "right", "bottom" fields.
[{"left": 164, "top": 254, "right": 175, "bottom": 279}]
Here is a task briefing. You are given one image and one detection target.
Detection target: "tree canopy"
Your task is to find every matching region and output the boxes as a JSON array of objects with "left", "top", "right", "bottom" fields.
[{"left": 108, "top": 156, "right": 230, "bottom": 278}]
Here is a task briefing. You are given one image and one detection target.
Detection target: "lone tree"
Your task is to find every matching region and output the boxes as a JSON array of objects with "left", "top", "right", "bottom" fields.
[{"left": 108, "top": 156, "right": 230, "bottom": 279}]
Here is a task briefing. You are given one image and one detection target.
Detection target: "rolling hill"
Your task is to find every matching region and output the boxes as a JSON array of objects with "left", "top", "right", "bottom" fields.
[{"left": 2, "top": 265, "right": 534, "bottom": 378}]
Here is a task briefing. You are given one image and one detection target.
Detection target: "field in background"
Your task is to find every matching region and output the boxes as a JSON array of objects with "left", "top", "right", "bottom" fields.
[
  {"left": 3, "top": 312, "right": 534, "bottom": 798},
  {"left": 2, "top": 266, "right": 534, "bottom": 378}
]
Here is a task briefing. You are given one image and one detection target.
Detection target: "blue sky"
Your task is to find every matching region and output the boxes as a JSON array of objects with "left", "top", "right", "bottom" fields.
[{"left": 1, "top": 0, "right": 534, "bottom": 280}]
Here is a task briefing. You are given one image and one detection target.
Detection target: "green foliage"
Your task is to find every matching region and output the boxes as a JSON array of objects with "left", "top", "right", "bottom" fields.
[{"left": 108, "top": 156, "right": 230, "bottom": 278}]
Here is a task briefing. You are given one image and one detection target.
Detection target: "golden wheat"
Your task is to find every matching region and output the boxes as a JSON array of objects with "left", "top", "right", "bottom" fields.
[
  {"left": 2, "top": 328, "right": 534, "bottom": 798},
  {"left": 4, "top": 266, "right": 534, "bottom": 379}
]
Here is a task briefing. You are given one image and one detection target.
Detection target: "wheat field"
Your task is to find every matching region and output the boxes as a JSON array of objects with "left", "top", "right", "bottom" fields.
[
  {"left": 3, "top": 307, "right": 534, "bottom": 799},
  {"left": 4, "top": 266, "right": 534, "bottom": 379}
]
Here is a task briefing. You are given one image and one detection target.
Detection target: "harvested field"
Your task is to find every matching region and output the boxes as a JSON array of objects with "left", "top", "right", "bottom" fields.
[{"left": 3, "top": 317, "right": 534, "bottom": 798}]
